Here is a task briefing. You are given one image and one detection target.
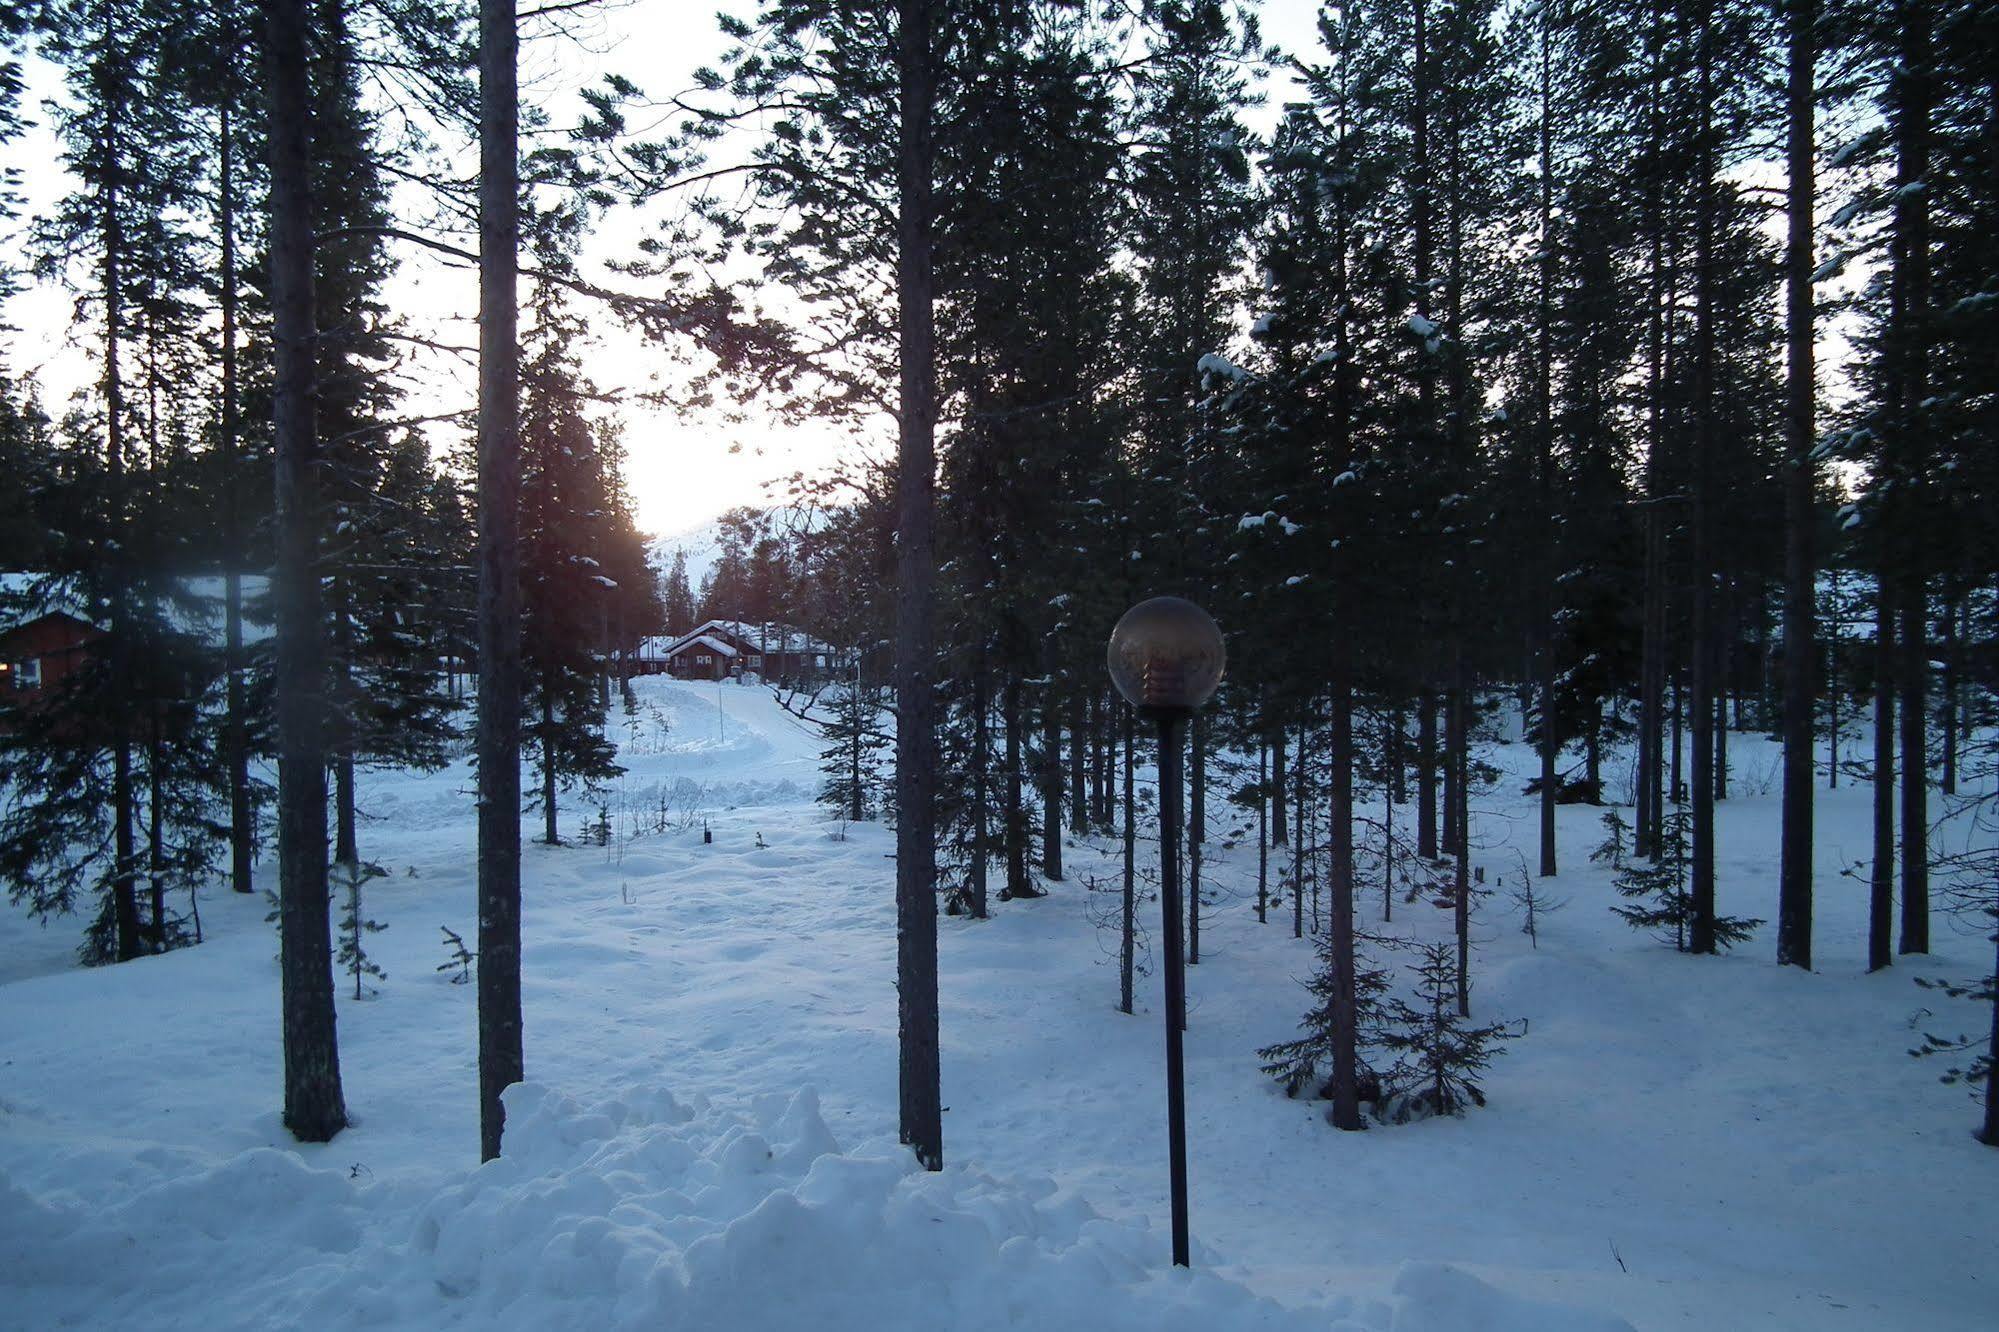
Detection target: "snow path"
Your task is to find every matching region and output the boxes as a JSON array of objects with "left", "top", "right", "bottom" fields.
[{"left": 2, "top": 678, "right": 1993, "bottom": 1328}]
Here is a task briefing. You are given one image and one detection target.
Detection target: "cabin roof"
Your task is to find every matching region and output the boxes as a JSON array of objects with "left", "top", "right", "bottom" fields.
[
  {"left": 663, "top": 619, "right": 837, "bottom": 658},
  {"left": 668, "top": 634, "right": 739, "bottom": 658}
]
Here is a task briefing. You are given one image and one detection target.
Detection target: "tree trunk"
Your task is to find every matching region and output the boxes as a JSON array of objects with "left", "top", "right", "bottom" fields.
[
  {"left": 1389, "top": 704, "right": 1407, "bottom": 804},
  {"left": 848, "top": 692, "right": 864, "bottom": 823},
  {"left": 1898, "top": 582, "right": 1929, "bottom": 954},
  {"left": 1642, "top": 506, "right": 1669, "bottom": 854},
  {"left": 1103, "top": 688, "right": 1119, "bottom": 824},
  {"left": 218, "top": 71, "right": 253, "bottom": 896},
  {"left": 1270, "top": 722, "right": 1287, "bottom": 845},
  {"left": 1870, "top": 581, "right": 1895, "bottom": 973},
  {"left": 1776, "top": 0, "right": 1817, "bottom": 971},
  {"left": 1535, "top": 11, "right": 1558, "bottom": 880},
  {"left": 335, "top": 754, "right": 357, "bottom": 868},
  {"left": 476, "top": 0, "right": 524, "bottom": 1165},
  {"left": 1040, "top": 682, "right": 1062, "bottom": 881},
  {"left": 971, "top": 654, "right": 988, "bottom": 919},
  {"left": 1187, "top": 712, "right": 1204, "bottom": 965},
  {"left": 1003, "top": 675, "right": 1027, "bottom": 900},
  {"left": 1828, "top": 593, "right": 1841, "bottom": 789},
  {"left": 1120, "top": 704, "right": 1134, "bottom": 1016},
  {"left": 542, "top": 681, "right": 558, "bottom": 845},
  {"left": 148, "top": 713, "right": 164, "bottom": 944},
  {"left": 1452, "top": 678, "right": 1471, "bottom": 1016},
  {"left": 330, "top": 574, "right": 359, "bottom": 868},
  {"left": 93, "top": 27, "right": 141, "bottom": 963},
  {"left": 1586, "top": 719, "right": 1602, "bottom": 798},
  {"left": 267, "top": 0, "right": 345, "bottom": 1143},
  {"left": 893, "top": 0, "right": 944, "bottom": 1171},
  {"left": 1256, "top": 736, "right": 1268, "bottom": 924},
  {"left": 1327, "top": 650, "right": 1361, "bottom": 1130},
  {"left": 1715, "top": 662, "right": 1729, "bottom": 802},
  {"left": 1893, "top": 0, "right": 1933, "bottom": 957},
  {"left": 1068, "top": 687, "right": 1086, "bottom": 834},
  {"left": 1636, "top": 0, "right": 1675, "bottom": 861},
  {"left": 1292, "top": 727, "right": 1306, "bottom": 939},
  {"left": 1418, "top": 692, "right": 1438, "bottom": 860},
  {"left": 1383, "top": 744, "right": 1397, "bottom": 922},
  {"left": 1687, "top": 7, "right": 1719, "bottom": 956},
  {"left": 1939, "top": 590, "right": 1958, "bottom": 797}
]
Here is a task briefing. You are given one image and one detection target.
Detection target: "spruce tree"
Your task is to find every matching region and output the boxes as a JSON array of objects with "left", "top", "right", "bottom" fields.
[
  {"left": 1374, "top": 940, "right": 1517, "bottom": 1122},
  {"left": 660, "top": 548, "right": 697, "bottom": 631},
  {"left": 1259, "top": 930, "right": 1396, "bottom": 1116},
  {"left": 5, "top": 0, "right": 233, "bottom": 964},
  {"left": 519, "top": 284, "right": 624, "bottom": 845}
]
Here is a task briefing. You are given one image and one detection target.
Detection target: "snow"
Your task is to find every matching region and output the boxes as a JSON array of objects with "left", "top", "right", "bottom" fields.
[
  {"left": 2, "top": 678, "right": 1995, "bottom": 1329},
  {"left": 1196, "top": 352, "right": 1252, "bottom": 383},
  {"left": 1238, "top": 513, "right": 1303, "bottom": 536},
  {"left": 2, "top": 1074, "right": 1626, "bottom": 1331},
  {"left": 1406, "top": 314, "right": 1438, "bottom": 338},
  {"left": 1826, "top": 133, "right": 1875, "bottom": 169},
  {"left": 675, "top": 633, "right": 740, "bottom": 657}
]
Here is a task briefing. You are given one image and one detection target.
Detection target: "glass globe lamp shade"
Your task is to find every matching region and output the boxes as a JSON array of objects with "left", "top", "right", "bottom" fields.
[{"left": 1106, "top": 596, "right": 1226, "bottom": 713}]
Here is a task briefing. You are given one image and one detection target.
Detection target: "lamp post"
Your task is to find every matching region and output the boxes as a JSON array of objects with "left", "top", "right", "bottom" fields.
[{"left": 1106, "top": 595, "right": 1225, "bottom": 1269}]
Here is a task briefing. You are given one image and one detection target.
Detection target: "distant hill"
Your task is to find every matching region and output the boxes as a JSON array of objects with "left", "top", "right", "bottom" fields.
[{"left": 647, "top": 518, "right": 727, "bottom": 594}]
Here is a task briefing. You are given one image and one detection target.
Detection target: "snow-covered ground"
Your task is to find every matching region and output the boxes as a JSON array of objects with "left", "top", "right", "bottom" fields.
[{"left": 2, "top": 677, "right": 1993, "bottom": 1329}]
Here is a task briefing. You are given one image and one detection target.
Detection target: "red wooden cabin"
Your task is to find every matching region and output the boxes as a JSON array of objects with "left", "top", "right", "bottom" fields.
[{"left": 0, "top": 611, "right": 106, "bottom": 703}]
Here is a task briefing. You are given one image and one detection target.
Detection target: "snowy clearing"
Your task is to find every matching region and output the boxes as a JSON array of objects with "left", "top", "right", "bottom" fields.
[{"left": 2, "top": 677, "right": 1992, "bottom": 1329}]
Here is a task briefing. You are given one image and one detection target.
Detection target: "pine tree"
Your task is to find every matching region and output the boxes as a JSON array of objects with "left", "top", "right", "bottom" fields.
[
  {"left": 267, "top": 0, "right": 346, "bottom": 1143},
  {"left": 335, "top": 858, "right": 388, "bottom": 1000},
  {"left": 309, "top": 0, "right": 457, "bottom": 874},
  {"left": 179, "top": 0, "right": 267, "bottom": 897},
  {"left": 475, "top": 0, "right": 524, "bottom": 1165},
  {"left": 713, "top": 4, "right": 1073, "bottom": 1166},
  {"left": 519, "top": 285, "right": 624, "bottom": 846},
  {"left": 660, "top": 548, "right": 697, "bottom": 631},
  {"left": 5, "top": 0, "right": 234, "bottom": 963},
  {"left": 818, "top": 668, "right": 890, "bottom": 823},
  {"left": 1259, "top": 930, "right": 1397, "bottom": 1118},
  {"left": 1614, "top": 803, "right": 1760, "bottom": 950},
  {"left": 1775, "top": 0, "right": 1820, "bottom": 971},
  {"left": 1374, "top": 940, "right": 1517, "bottom": 1122}
]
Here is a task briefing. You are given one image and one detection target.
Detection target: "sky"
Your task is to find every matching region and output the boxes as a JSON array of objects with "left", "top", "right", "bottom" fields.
[
  {"left": 2, "top": 2, "right": 1329, "bottom": 543},
  {"left": 555, "top": 0, "right": 1329, "bottom": 540}
]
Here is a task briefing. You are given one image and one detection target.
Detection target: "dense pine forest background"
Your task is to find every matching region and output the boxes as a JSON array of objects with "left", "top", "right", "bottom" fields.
[{"left": 0, "top": 0, "right": 1995, "bottom": 1240}]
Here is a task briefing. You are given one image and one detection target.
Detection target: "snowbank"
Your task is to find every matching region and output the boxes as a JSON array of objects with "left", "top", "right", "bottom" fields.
[{"left": 4, "top": 1080, "right": 1630, "bottom": 1331}]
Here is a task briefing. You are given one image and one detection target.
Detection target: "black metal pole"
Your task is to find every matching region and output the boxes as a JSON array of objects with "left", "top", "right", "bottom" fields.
[{"left": 1154, "top": 708, "right": 1190, "bottom": 1267}]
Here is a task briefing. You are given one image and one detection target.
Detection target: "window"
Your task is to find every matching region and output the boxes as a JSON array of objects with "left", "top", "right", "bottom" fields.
[
  {"left": 747, "top": 655, "right": 763, "bottom": 670},
  {"left": 16, "top": 658, "right": 40, "bottom": 688},
  {"left": 695, "top": 654, "right": 712, "bottom": 667}
]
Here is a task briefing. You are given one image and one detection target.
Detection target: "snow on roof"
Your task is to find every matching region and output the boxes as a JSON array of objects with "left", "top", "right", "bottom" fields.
[
  {"left": 668, "top": 634, "right": 739, "bottom": 658},
  {"left": 664, "top": 620, "right": 838, "bottom": 658}
]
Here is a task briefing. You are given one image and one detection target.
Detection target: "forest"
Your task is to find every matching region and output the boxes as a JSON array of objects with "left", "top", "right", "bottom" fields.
[{"left": 0, "top": 0, "right": 1995, "bottom": 1326}]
